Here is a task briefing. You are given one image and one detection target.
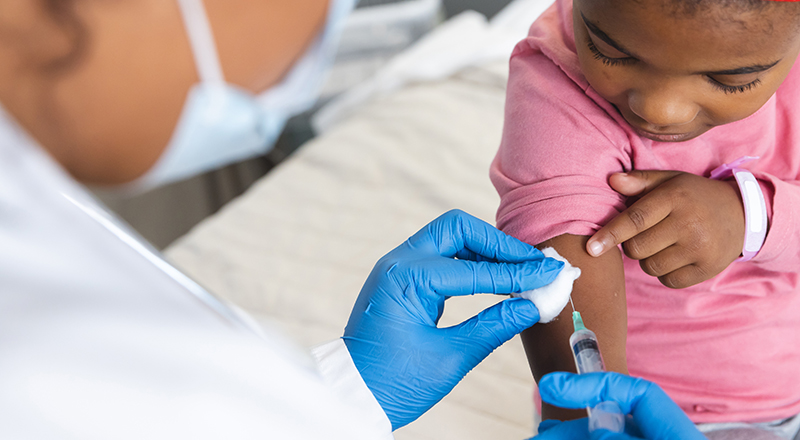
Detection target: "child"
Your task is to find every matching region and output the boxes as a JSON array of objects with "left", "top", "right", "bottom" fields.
[{"left": 490, "top": 0, "right": 800, "bottom": 436}]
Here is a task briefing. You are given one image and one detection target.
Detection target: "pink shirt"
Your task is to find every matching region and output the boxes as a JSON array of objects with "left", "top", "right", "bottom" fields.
[{"left": 491, "top": 0, "right": 800, "bottom": 424}]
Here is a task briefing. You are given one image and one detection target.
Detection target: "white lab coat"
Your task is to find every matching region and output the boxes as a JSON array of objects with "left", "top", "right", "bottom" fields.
[{"left": 0, "top": 107, "right": 393, "bottom": 439}]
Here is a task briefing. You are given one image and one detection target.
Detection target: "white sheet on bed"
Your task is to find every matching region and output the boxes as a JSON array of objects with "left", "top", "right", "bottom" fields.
[{"left": 313, "top": 0, "right": 554, "bottom": 133}]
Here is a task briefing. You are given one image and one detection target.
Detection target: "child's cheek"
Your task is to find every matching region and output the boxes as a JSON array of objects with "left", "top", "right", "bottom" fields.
[{"left": 580, "top": 62, "right": 629, "bottom": 107}]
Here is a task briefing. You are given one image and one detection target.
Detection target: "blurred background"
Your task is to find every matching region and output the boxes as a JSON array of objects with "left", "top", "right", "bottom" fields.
[
  {"left": 94, "top": 0, "right": 515, "bottom": 249},
  {"left": 442, "top": 0, "right": 513, "bottom": 18}
]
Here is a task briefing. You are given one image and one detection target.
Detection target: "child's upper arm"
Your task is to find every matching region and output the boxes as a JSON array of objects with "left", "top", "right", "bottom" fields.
[
  {"left": 490, "top": 42, "right": 633, "bottom": 421},
  {"left": 491, "top": 44, "right": 632, "bottom": 245},
  {"left": 525, "top": 233, "right": 628, "bottom": 421}
]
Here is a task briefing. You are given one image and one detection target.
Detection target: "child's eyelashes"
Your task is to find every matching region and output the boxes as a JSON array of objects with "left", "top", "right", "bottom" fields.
[
  {"left": 586, "top": 38, "right": 635, "bottom": 67},
  {"left": 707, "top": 77, "right": 762, "bottom": 95},
  {"left": 586, "top": 37, "right": 764, "bottom": 95}
]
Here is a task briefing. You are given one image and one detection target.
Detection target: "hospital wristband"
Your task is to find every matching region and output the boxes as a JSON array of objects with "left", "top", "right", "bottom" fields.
[{"left": 709, "top": 156, "right": 767, "bottom": 262}]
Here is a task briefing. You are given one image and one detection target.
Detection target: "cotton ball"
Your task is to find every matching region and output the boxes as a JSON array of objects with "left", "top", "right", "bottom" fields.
[{"left": 513, "top": 247, "right": 581, "bottom": 323}]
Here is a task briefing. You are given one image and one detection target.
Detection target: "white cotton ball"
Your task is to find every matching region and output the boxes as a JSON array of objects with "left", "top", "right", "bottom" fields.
[{"left": 513, "top": 247, "right": 581, "bottom": 323}]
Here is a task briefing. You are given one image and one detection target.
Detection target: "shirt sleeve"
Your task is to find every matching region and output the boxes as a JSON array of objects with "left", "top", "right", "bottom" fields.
[
  {"left": 490, "top": 41, "right": 632, "bottom": 245},
  {"left": 750, "top": 173, "right": 800, "bottom": 272},
  {"left": 312, "top": 339, "right": 394, "bottom": 440}
]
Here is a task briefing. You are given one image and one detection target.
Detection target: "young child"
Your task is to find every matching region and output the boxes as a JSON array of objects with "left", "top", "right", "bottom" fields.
[{"left": 490, "top": 0, "right": 800, "bottom": 436}]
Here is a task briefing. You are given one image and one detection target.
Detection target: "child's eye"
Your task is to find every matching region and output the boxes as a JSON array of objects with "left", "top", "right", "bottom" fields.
[
  {"left": 586, "top": 38, "right": 635, "bottom": 67},
  {"left": 707, "top": 76, "right": 762, "bottom": 94}
]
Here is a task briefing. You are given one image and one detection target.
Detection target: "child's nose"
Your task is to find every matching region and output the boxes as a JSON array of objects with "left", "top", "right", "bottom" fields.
[{"left": 627, "top": 87, "right": 698, "bottom": 128}]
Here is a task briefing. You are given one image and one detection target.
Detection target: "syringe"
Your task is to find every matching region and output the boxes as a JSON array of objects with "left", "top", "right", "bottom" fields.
[{"left": 569, "top": 309, "right": 625, "bottom": 433}]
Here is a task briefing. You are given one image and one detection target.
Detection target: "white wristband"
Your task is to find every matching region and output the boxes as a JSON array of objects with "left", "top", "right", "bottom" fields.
[{"left": 709, "top": 156, "right": 767, "bottom": 262}]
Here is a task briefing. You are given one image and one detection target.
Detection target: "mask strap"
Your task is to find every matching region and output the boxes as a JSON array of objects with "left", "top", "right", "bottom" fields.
[{"left": 175, "top": 0, "right": 225, "bottom": 84}]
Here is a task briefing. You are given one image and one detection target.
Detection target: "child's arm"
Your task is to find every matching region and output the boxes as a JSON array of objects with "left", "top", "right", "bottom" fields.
[
  {"left": 588, "top": 171, "right": 745, "bottom": 288},
  {"left": 525, "top": 170, "right": 741, "bottom": 421},
  {"left": 523, "top": 233, "right": 629, "bottom": 421},
  {"left": 491, "top": 13, "right": 639, "bottom": 421}
]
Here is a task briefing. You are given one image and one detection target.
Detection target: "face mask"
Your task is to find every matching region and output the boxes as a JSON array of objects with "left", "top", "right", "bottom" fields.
[{"left": 129, "top": 0, "right": 356, "bottom": 192}]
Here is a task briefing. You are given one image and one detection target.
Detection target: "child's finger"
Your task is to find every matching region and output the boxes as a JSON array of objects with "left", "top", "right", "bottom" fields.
[
  {"left": 638, "top": 245, "right": 692, "bottom": 278},
  {"left": 658, "top": 264, "right": 708, "bottom": 289},
  {"left": 587, "top": 190, "right": 675, "bottom": 257},
  {"left": 620, "top": 216, "right": 680, "bottom": 261},
  {"left": 608, "top": 170, "right": 684, "bottom": 197}
]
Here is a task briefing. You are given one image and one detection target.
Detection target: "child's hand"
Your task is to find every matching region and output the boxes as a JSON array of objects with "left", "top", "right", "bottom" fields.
[{"left": 586, "top": 171, "right": 744, "bottom": 289}]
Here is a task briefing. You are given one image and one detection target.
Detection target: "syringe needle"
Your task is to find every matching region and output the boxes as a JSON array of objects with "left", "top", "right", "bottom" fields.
[{"left": 569, "top": 295, "right": 575, "bottom": 312}]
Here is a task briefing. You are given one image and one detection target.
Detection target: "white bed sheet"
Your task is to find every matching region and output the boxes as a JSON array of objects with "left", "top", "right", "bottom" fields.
[{"left": 165, "top": 58, "right": 539, "bottom": 440}]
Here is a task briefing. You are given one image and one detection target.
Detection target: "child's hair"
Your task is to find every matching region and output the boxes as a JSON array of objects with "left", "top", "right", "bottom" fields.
[
  {"left": 662, "top": 0, "right": 800, "bottom": 33},
  {"left": 679, "top": 0, "right": 771, "bottom": 9},
  {"left": 670, "top": 0, "right": 795, "bottom": 15}
]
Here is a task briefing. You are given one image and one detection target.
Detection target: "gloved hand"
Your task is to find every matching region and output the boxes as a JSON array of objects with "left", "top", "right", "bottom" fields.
[
  {"left": 532, "top": 372, "right": 706, "bottom": 440},
  {"left": 343, "top": 210, "right": 564, "bottom": 430}
]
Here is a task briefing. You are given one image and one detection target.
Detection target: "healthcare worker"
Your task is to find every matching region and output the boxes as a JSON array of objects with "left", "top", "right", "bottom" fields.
[{"left": 0, "top": 0, "right": 705, "bottom": 438}]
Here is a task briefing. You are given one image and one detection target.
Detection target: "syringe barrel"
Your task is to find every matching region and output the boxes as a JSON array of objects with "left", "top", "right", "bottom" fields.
[
  {"left": 570, "top": 328, "right": 606, "bottom": 374},
  {"left": 569, "top": 326, "right": 625, "bottom": 434}
]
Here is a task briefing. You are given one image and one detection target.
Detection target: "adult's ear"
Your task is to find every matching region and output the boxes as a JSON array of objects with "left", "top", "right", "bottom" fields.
[{"left": 0, "top": 0, "right": 87, "bottom": 72}]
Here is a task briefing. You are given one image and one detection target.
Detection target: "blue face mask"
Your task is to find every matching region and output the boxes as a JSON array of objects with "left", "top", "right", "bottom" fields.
[{"left": 130, "top": 0, "right": 355, "bottom": 192}]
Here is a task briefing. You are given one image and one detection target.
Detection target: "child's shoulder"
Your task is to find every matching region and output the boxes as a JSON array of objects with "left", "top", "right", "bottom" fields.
[
  {"left": 512, "top": 0, "right": 583, "bottom": 85},
  {"left": 509, "top": 0, "right": 619, "bottom": 124},
  {"left": 506, "top": 3, "right": 631, "bottom": 157}
]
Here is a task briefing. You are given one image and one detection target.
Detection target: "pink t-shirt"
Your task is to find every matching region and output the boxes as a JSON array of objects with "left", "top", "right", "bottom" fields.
[{"left": 491, "top": 0, "right": 800, "bottom": 424}]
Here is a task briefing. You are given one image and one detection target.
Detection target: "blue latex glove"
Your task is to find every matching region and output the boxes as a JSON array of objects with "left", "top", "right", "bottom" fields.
[
  {"left": 532, "top": 372, "right": 706, "bottom": 440},
  {"left": 343, "top": 210, "right": 564, "bottom": 430}
]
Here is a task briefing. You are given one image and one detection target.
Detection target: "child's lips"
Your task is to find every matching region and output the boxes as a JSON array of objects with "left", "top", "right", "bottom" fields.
[
  {"left": 615, "top": 105, "right": 699, "bottom": 142},
  {"left": 632, "top": 126, "right": 695, "bottom": 142}
]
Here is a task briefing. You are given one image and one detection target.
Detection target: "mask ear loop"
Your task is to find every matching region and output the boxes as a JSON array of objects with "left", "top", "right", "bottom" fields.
[{"left": 175, "top": 0, "right": 225, "bottom": 84}]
